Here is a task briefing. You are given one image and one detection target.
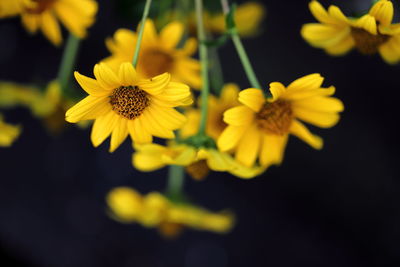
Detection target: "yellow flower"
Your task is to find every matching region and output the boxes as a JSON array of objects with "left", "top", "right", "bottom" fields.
[
  {"left": 302, "top": 0, "right": 400, "bottom": 64},
  {"left": 65, "top": 62, "right": 192, "bottom": 152},
  {"left": 218, "top": 73, "right": 344, "bottom": 168},
  {"left": 208, "top": 2, "right": 266, "bottom": 37},
  {"left": 0, "top": 0, "right": 97, "bottom": 46},
  {"left": 181, "top": 83, "right": 240, "bottom": 140},
  {"left": 104, "top": 19, "right": 201, "bottom": 89},
  {"left": 133, "top": 143, "right": 265, "bottom": 180},
  {"left": 0, "top": 114, "right": 21, "bottom": 147},
  {"left": 106, "top": 187, "right": 234, "bottom": 237}
]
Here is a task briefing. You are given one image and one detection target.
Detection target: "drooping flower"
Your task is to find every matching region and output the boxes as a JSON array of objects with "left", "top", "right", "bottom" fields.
[
  {"left": 301, "top": 0, "right": 400, "bottom": 64},
  {"left": 132, "top": 143, "right": 265, "bottom": 180},
  {"left": 181, "top": 83, "right": 240, "bottom": 140},
  {"left": 106, "top": 187, "right": 234, "bottom": 238},
  {"left": 104, "top": 19, "right": 201, "bottom": 88},
  {"left": 0, "top": 0, "right": 98, "bottom": 46},
  {"left": 65, "top": 62, "right": 192, "bottom": 152},
  {"left": 0, "top": 114, "right": 21, "bottom": 147},
  {"left": 218, "top": 73, "right": 344, "bottom": 168}
]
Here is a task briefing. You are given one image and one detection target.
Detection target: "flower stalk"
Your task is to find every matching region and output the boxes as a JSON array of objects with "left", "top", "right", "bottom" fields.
[
  {"left": 57, "top": 33, "right": 80, "bottom": 93},
  {"left": 132, "top": 0, "right": 153, "bottom": 67},
  {"left": 167, "top": 165, "right": 185, "bottom": 198}
]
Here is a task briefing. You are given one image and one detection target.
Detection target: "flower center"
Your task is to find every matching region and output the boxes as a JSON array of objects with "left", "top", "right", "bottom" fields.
[
  {"left": 185, "top": 160, "right": 210, "bottom": 181},
  {"left": 350, "top": 27, "right": 390, "bottom": 55},
  {"left": 256, "top": 100, "right": 293, "bottom": 135},
  {"left": 109, "top": 86, "right": 149, "bottom": 120},
  {"left": 26, "top": 0, "right": 56, "bottom": 14},
  {"left": 141, "top": 49, "right": 174, "bottom": 77}
]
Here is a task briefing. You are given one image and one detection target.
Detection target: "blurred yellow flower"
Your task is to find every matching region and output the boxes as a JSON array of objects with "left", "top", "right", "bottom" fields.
[
  {"left": 106, "top": 187, "right": 234, "bottom": 237},
  {"left": 0, "top": 0, "right": 98, "bottom": 46},
  {"left": 65, "top": 62, "right": 192, "bottom": 152},
  {"left": 302, "top": 0, "right": 400, "bottom": 64},
  {"left": 105, "top": 19, "right": 201, "bottom": 89},
  {"left": 181, "top": 83, "right": 240, "bottom": 140},
  {"left": 0, "top": 113, "right": 21, "bottom": 147},
  {"left": 133, "top": 143, "right": 265, "bottom": 180},
  {"left": 218, "top": 74, "right": 344, "bottom": 168}
]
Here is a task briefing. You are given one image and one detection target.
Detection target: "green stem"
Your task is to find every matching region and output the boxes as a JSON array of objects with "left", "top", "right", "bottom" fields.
[
  {"left": 132, "top": 0, "right": 153, "bottom": 67},
  {"left": 195, "top": 0, "right": 210, "bottom": 136},
  {"left": 57, "top": 34, "right": 80, "bottom": 93},
  {"left": 167, "top": 165, "right": 185, "bottom": 196},
  {"left": 220, "top": 0, "right": 262, "bottom": 89},
  {"left": 209, "top": 47, "right": 224, "bottom": 95}
]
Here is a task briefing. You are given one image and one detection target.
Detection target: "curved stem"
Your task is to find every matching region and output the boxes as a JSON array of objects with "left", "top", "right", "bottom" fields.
[
  {"left": 195, "top": 0, "right": 210, "bottom": 136},
  {"left": 132, "top": 0, "right": 153, "bottom": 67},
  {"left": 57, "top": 34, "right": 80, "bottom": 93}
]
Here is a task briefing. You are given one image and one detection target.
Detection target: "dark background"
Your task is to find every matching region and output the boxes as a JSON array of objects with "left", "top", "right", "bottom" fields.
[{"left": 1, "top": 0, "right": 399, "bottom": 266}]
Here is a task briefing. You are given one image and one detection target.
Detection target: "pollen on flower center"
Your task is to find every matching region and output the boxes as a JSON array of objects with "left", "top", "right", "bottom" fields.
[
  {"left": 26, "top": 0, "right": 57, "bottom": 14},
  {"left": 142, "top": 49, "right": 174, "bottom": 77},
  {"left": 109, "top": 86, "right": 149, "bottom": 120},
  {"left": 350, "top": 27, "right": 390, "bottom": 55},
  {"left": 256, "top": 100, "right": 293, "bottom": 135}
]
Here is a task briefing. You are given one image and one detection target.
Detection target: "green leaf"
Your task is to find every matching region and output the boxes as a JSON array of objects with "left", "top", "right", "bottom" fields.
[
  {"left": 225, "top": 3, "right": 237, "bottom": 31},
  {"left": 202, "top": 34, "right": 229, "bottom": 48}
]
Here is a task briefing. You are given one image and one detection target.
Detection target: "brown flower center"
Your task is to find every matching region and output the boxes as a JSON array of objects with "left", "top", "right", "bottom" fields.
[
  {"left": 109, "top": 86, "right": 149, "bottom": 120},
  {"left": 26, "top": 0, "right": 56, "bottom": 14},
  {"left": 350, "top": 27, "right": 390, "bottom": 55},
  {"left": 256, "top": 100, "right": 293, "bottom": 135},
  {"left": 185, "top": 160, "right": 210, "bottom": 181},
  {"left": 141, "top": 49, "right": 174, "bottom": 77}
]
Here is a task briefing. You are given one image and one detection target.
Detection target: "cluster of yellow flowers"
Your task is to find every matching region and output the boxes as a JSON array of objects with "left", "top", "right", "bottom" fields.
[{"left": 1, "top": 0, "right": 398, "bottom": 236}]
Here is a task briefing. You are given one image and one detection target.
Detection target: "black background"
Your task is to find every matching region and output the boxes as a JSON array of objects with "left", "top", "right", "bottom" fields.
[{"left": 1, "top": 0, "right": 400, "bottom": 266}]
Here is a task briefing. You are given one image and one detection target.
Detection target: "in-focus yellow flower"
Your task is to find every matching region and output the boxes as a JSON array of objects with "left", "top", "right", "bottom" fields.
[
  {"left": 208, "top": 1, "right": 266, "bottom": 37},
  {"left": 218, "top": 74, "right": 344, "bottom": 169},
  {"left": 302, "top": 0, "right": 400, "bottom": 64},
  {"left": 181, "top": 83, "right": 240, "bottom": 140},
  {"left": 105, "top": 19, "right": 201, "bottom": 89},
  {"left": 133, "top": 143, "right": 265, "bottom": 180},
  {"left": 65, "top": 62, "right": 192, "bottom": 152},
  {"left": 0, "top": 113, "right": 21, "bottom": 147},
  {"left": 0, "top": 0, "right": 97, "bottom": 46},
  {"left": 106, "top": 187, "right": 234, "bottom": 237}
]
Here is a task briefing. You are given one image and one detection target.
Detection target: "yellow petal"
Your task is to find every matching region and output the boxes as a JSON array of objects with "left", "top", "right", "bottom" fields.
[
  {"left": 259, "top": 134, "right": 288, "bottom": 167},
  {"left": 286, "top": 73, "right": 324, "bottom": 91},
  {"left": 369, "top": 0, "right": 393, "bottom": 26},
  {"left": 327, "top": 5, "right": 348, "bottom": 24},
  {"left": 21, "top": 14, "right": 40, "bottom": 33},
  {"left": 160, "top": 21, "right": 184, "bottom": 49},
  {"left": 301, "top": 23, "right": 351, "bottom": 48},
  {"left": 180, "top": 37, "right": 197, "bottom": 56},
  {"left": 118, "top": 62, "right": 137, "bottom": 86},
  {"left": 238, "top": 88, "right": 265, "bottom": 112},
  {"left": 206, "top": 150, "right": 234, "bottom": 171},
  {"left": 352, "top": 14, "right": 377, "bottom": 35},
  {"left": 268, "top": 82, "right": 286, "bottom": 102},
  {"left": 378, "top": 38, "right": 400, "bottom": 64},
  {"left": 293, "top": 107, "right": 340, "bottom": 128},
  {"left": 309, "top": 0, "right": 343, "bottom": 25},
  {"left": 74, "top": 71, "right": 110, "bottom": 96},
  {"left": 141, "top": 19, "right": 158, "bottom": 47},
  {"left": 128, "top": 117, "right": 153, "bottom": 144},
  {"left": 141, "top": 107, "right": 175, "bottom": 138},
  {"left": 235, "top": 125, "right": 261, "bottom": 167},
  {"left": 223, "top": 106, "right": 254, "bottom": 126},
  {"left": 151, "top": 106, "right": 186, "bottom": 130},
  {"left": 65, "top": 96, "right": 109, "bottom": 123},
  {"left": 325, "top": 35, "right": 355, "bottom": 55},
  {"left": 217, "top": 125, "right": 247, "bottom": 151},
  {"left": 91, "top": 112, "right": 118, "bottom": 147},
  {"left": 137, "top": 73, "right": 171, "bottom": 95},
  {"left": 133, "top": 148, "right": 166, "bottom": 171},
  {"left": 289, "top": 120, "right": 323, "bottom": 150},
  {"left": 283, "top": 86, "right": 336, "bottom": 101},
  {"left": 220, "top": 83, "right": 240, "bottom": 103},
  {"left": 110, "top": 118, "right": 128, "bottom": 152},
  {"left": 292, "top": 96, "right": 344, "bottom": 113},
  {"left": 94, "top": 63, "right": 120, "bottom": 90},
  {"left": 151, "top": 81, "right": 191, "bottom": 104},
  {"left": 40, "top": 11, "right": 62, "bottom": 46}
]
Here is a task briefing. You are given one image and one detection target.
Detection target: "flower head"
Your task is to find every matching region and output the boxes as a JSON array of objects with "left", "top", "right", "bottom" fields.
[
  {"left": 0, "top": 114, "right": 21, "bottom": 147},
  {"left": 0, "top": 0, "right": 97, "bottom": 46},
  {"left": 105, "top": 19, "right": 201, "bottom": 88},
  {"left": 65, "top": 62, "right": 192, "bottom": 152},
  {"left": 302, "top": 0, "right": 400, "bottom": 64},
  {"left": 106, "top": 187, "right": 234, "bottom": 237},
  {"left": 218, "top": 73, "right": 344, "bottom": 168}
]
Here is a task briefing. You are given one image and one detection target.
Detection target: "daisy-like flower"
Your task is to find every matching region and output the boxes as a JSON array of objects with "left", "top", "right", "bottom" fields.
[
  {"left": 104, "top": 19, "right": 201, "bottom": 88},
  {"left": 181, "top": 83, "right": 240, "bottom": 140},
  {"left": 0, "top": 0, "right": 97, "bottom": 46},
  {"left": 65, "top": 62, "right": 192, "bottom": 152},
  {"left": 133, "top": 143, "right": 265, "bottom": 180},
  {"left": 218, "top": 74, "right": 344, "bottom": 168},
  {"left": 0, "top": 114, "right": 21, "bottom": 147},
  {"left": 107, "top": 187, "right": 234, "bottom": 237},
  {"left": 301, "top": 0, "right": 400, "bottom": 64}
]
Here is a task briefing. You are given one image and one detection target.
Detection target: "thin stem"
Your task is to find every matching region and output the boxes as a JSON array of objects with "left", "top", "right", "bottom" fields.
[
  {"left": 209, "top": 47, "right": 224, "bottom": 95},
  {"left": 220, "top": 0, "right": 262, "bottom": 89},
  {"left": 167, "top": 165, "right": 185, "bottom": 196},
  {"left": 57, "top": 34, "right": 80, "bottom": 92},
  {"left": 132, "top": 0, "right": 153, "bottom": 67},
  {"left": 195, "top": 0, "right": 210, "bottom": 136}
]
